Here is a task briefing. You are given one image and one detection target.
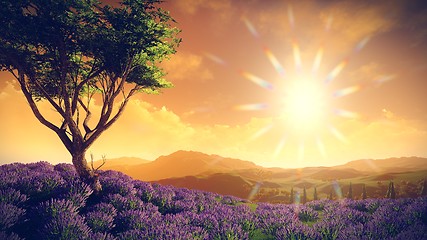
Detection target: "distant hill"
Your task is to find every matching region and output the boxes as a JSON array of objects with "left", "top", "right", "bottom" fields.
[
  {"left": 92, "top": 157, "right": 150, "bottom": 172},
  {"left": 309, "top": 168, "right": 366, "bottom": 180},
  {"left": 334, "top": 157, "right": 427, "bottom": 173},
  {"left": 95, "top": 151, "right": 427, "bottom": 200},
  {"left": 124, "top": 150, "right": 262, "bottom": 181}
]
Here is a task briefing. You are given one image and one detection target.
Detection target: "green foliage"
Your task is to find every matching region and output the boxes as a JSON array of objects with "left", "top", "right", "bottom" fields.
[
  {"left": 302, "top": 186, "right": 307, "bottom": 204},
  {"left": 347, "top": 182, "right": 353, "bottom": 200},
  {"left": 0, "top": 0, "right": 180, "bottom": 98},
  {"left": 362, "top": 184, "right": 367, "bottom": 199},
  {"left": 313, "top": 186, "right": 318, "bottom": 201},
  {"left": 386, "top": 181, "right": 396, "bottom": 199},
  {"left": 290, "top": 187, "right": 294, "bottom": 204}
]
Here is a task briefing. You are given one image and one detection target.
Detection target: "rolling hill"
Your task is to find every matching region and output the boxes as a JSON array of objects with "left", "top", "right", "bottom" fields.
[
  {"left": 96, "top": 151, "right": 427, "bottom": 201},
  {"left": 118, "top": 150, "right": 262, "bottom": 181}
]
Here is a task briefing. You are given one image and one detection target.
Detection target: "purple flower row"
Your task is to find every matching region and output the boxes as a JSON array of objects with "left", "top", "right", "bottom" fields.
[{"left": 0, "top": 161, "right": 426, "bottom": 239}]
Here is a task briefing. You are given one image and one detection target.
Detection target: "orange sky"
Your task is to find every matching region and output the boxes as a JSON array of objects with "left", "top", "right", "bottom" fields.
[{"left": 1, "top": 0, "right": 427, "bottom": 168}]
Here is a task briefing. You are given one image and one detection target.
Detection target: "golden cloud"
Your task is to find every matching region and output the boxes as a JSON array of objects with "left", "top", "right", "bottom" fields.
[
  {"left": 161, "top": 51, "right": 213, "bottom": 82},
  {"left": 1, "top": 80, "right": 426, "bottom": 168}
]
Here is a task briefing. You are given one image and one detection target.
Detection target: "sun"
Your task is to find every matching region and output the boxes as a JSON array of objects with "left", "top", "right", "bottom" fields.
[{"left": 282, "top": 77, "right": 328, "bottom": 132}]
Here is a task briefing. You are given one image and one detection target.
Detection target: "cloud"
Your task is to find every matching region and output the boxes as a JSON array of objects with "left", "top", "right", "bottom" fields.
[
  {"left": 161, "top": 51, "right": 213, "bottom": 82},
  {"left": 1, "top": 80, "right": 426, "bottom": 168},
  {"left": 173, "top": 0, "right": 232, "bottom": 17},
  {"left": 245, "top": 0, "right": 403, "bottom": 58}
]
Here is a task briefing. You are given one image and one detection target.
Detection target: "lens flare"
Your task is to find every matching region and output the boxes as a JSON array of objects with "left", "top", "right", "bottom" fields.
[
  {"left": 333, "top": 181, "right": 343, "bottom": 199},
  {"left": 250, "top": 124, "right": 273, "bottom": 141},
  {"left": 334, "top": 109, "right": 359, "bottom": 119},
  {"left": 325, "top": 15, "right": 333, "bottom": 32},
  {"left": 288, "top": 6, "right": 295, "bottom": 29},
  {"left": 292, "top": 40, "right": 302, "bottom": 71},
  {"left": 325, "top": 60, "right": 348, "bottom": 84},
  {"left": 334, "top": 85, "right": 360, "bottom": 98},
  {"left": 374, "top": 75, "right": 395, "bottom": 86},
  {"left": 242, "top": 16, "right": 259, "bottom": 38},
  {"left": 328, "top": 125, "right": 347, "bottom": 143},
  {"left": 273, "top": 136, "right": 287, "bottom": 159},
  {"left": 355, "top": 36, "right": 370, "bottom": 52},
  {"left": 240, "top": 71, "right": 274, "bottom": 90},
  {"left": 294, "top": 190, "right": 301, "bottom": 204},
  {"left": 247, "top": 182, "right": 262, "bottom": 200},
  {"left": 312, "top": 47, "right": 323, "bottom": 74},
  {"left": 226, "top": 6, "right": 391, "bottom": 165},
  {"left": 264, "top": 48, "right": 285, "bottom": 77},
  {"left": 204, "top": 52, "right": 226, "bottom": 65},
  {"left": 235, "top": 103, "right": 268, "bottom": 111}
]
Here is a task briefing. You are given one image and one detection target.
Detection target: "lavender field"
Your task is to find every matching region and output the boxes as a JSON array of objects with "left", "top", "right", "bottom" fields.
[{"left": 0, "top": 162, "right": 426, "bottom": 240}]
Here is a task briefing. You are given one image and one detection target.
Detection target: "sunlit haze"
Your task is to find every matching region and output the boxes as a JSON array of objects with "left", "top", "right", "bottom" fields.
[{"left": 1, "top": 0, "right": 427, "bottom": 168}]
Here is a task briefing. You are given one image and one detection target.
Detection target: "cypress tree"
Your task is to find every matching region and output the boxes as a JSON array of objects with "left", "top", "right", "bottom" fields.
[
  {"left": 386, "top": 181, "right": 396, "bottom": 199},
  {"left": 347, "top": 182, "right": 353, "bottom": 200},
  {"left": 302, "top": 186, "right": 307, "bottom": 204},
  {"left": 329, "top": 188, "right": 333, "bottom": 200},
  {"left": 313, "top": 186, "right": 318, "bottom": 201},
  {"left": 421, "top": 178, "right": 427, "bottom": 197},
  {"left": 362, "top": 184, "right": 367, "bottom": 199},
  {"left": 290, "top": 187, "right": 294, "bottom": 204}
]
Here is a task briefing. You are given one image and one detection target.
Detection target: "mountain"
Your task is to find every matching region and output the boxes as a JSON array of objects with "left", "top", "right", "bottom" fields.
[
  {"left": 125, "top": 150, "right": 262, "bottom": 181},
  {"left": 333, "top": 157, "right": 427, "bottom": 173},
  {"left": 95, "top": 152, "right": 427, "bottom": 201},
  {"left": 92, "top": 157, "right": 150, "bottom": 172}
]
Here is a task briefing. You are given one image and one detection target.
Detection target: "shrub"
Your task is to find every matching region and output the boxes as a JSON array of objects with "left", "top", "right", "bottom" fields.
[
  {"left": 85, "top": 211, "right": 115, "bottom": 232},
  {"left": 41, "top": 211, "right": 91, "bottom": 240},
  {"left": 0, "top": 203, "right": 26, "bottom": 230},
  {"left": 0, "top": 188, "right": 28, "bottom": 206}
]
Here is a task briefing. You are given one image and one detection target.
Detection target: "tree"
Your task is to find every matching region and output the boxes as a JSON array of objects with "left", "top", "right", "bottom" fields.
[
  {"left": 313, "top": 186, "right": 318, "bottom": 201},
  {"left": 290, "top": 187, "right": 294, "bottom": 204},
  {"left": 361, "top": 184, "right": 367, "bottom": 200},
  {"left": 302, "top": 186, "right": 307, "bottom": 204},
  {"left": 0, "top": 0, "right": 180, "bottom": 192},
  {"left": 347, "top": 182, "right": 353, "bottom": 200},
  {"left": 386, "top": 181, "right": 396, "bottom": 199},
  {"left": 421, "top": 178, "right": 427, "bottom": 197}
]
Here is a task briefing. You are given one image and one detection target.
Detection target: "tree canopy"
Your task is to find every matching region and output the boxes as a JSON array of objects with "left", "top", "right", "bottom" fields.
[{"left": 0, "top": 0, "right": 180, "bottom": 191}]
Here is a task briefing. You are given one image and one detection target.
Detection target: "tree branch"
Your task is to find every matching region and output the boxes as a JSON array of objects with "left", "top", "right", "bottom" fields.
[{"left": 17, "top": 71, "right": 73, "bottom": 152}]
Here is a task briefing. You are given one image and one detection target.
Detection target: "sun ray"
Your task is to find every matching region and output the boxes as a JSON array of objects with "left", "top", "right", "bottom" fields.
[
  {"left": 273, "top": 136, "right": 287, "bottom": 159},
  {"left": 241, "top": 16, "right": 259, "bottom": 38},
  {"left": 288, "top": 5, "right": 295, "bottom": 29},
  {"left": 374, "top": 75, "right": 395, "bottom": 86},
  {"left": 325, "top": 60, "right": 347, "bottom": 84},
  {"left": 333, "top": 181, "right": 343, "bottom": 199},
  {"left": 263, "top": 47, "right": 285, "bottom": 77},
  {"left": 333, "top": 109, "right": 359, "bottom": 119},
  {"left": 247, "top": 182, "right": 262, "bottom": 200},
  {"left": 292, "top": 40, "right": 302, "bottom": 71},
  {"left": 328, "top": 125, "right": 348, "bottom": 143},
  {"left": 325, "top": 15, "right": 333, "bottom": 32},
  {"left": 354, "top": 36, "right": 370, "bottom": 52},
  {"left": 333, "top": 85, "right": 360, "bottom": 98},
  {"left": 250, "top": 124, "right": 273, "bottom": 141},
  {"left": 240, "top": 71, "right": 274, "bottom": 90},
  {"left": 312, "top": 47, "right": 323, "bottom": 74},
  {"left": 316, "top": 137, "right": 327, "bottom": 158},
  {"left": 234, "top": 103, "right": 268, "bottom": 111},
  {"left": 204, "top": 52, "right": 226, "bottom": 65}
]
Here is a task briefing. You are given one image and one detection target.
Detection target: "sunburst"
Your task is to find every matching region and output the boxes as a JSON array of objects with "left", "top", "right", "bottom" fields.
[{"left": 205, "top": 6, "right": 393, "bottom": 166}]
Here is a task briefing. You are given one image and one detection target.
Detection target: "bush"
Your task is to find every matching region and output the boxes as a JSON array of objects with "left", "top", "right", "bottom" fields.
[{"left": 0, "top": 203, "right": 26, "bottom": 230}]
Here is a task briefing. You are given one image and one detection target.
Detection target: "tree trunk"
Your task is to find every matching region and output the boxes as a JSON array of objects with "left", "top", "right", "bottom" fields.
[{"left": 72, "top": 149, "right": 102, "bottom": 194}]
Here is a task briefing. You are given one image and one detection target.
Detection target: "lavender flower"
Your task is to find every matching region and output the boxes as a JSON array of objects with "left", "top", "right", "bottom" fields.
[{"left": 0, "top": 203, "right": 26, "bottom": 230}]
